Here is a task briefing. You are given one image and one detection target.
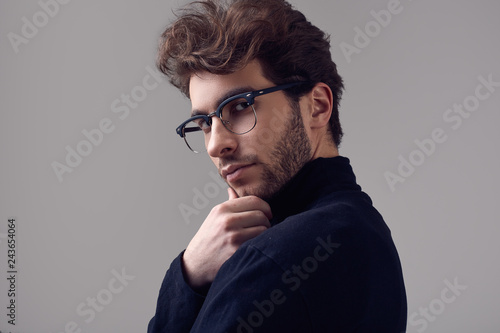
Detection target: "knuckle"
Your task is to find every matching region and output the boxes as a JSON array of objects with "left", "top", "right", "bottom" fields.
[
  {"left": 220, "top": 214, "right": 239, "bottom": 232},
  {"left": 223, "top": 231, "right": 241, "bottom": 246},
  {"left": 251, "top": 210, "right": 268, "bottom": 222},
  {"left": 258, "top": 225, "right": 269, "bottom": 232},
  {"left": 221, "top": 220, "right": 233, "bottom": 232},
  {"left": 253, "top": 223, "right": 266, "bottom": 232},
  {"left": 210, "top": 204, "right": 224, "bottom": 215},
  {"left": 228, "top": 232, "right": 241, "bottom": 245},
  {"left": 256, "top": 210, "right": 267, "bottom": 219}
]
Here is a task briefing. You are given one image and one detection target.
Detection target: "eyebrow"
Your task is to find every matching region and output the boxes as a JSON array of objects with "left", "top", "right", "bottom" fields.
[{"left": 190, "top": 86, "right": 254, "bottom": 117}]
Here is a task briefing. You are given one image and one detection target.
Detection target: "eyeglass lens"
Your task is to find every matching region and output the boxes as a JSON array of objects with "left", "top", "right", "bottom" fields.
[{"left": 183, "top": 98, "right": 256, "bottom": 153}]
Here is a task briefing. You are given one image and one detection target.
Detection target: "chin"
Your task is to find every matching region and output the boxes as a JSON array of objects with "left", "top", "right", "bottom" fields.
[
  {"left": 239, "top": 185, "right": 276, "bottom": 201},
  {"left": 234, "top": 183, "right": 262, "bottom": 198}
]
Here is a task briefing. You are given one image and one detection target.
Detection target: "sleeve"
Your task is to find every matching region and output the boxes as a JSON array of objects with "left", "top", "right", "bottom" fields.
[
  {"left": 147, "top": 252, "right": 207, "bottom": 333},
  {"left": 188, "top": 244, "right": 312, "bottom": 333}
]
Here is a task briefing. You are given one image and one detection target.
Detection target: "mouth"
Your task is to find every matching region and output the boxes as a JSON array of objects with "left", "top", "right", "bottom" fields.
[{"left": 221, "top": 163, "right": 255, "bottom": 183}]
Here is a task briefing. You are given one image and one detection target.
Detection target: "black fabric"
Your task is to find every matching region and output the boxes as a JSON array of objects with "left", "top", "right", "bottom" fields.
[{"left": 148, "top": 156, "right": 407, "bottom": 332}]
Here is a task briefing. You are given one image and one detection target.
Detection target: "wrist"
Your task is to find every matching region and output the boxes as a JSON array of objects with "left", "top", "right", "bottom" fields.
[{"left": 181, "top": 251, "right": 211, "bottom": 294}]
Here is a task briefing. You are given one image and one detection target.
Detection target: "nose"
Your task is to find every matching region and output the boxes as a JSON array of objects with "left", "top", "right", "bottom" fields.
[{"left": 206, "top": 117, "right": 238, "bottom": 158}]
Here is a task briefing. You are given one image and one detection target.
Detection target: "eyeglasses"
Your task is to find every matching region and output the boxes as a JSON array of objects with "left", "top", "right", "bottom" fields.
[{"left": 176, "top": 81, "right": 307, "bottom": 153}]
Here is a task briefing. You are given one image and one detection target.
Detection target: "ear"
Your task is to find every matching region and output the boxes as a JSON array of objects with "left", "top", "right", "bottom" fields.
[{"left": 308, "top": 82, "right": 333, "bottom": 129}]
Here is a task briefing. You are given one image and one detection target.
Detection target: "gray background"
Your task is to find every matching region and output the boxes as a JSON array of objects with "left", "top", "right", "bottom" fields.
[{"left": 1, "top": 0, "right": 499, "bottom": 332}]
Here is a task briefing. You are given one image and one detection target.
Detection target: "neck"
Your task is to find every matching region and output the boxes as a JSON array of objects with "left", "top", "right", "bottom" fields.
[
  {"left": 267, "top": 156, "right": 360, "bottom": 226},
  {"left": 310, "top": 138, "right": 339, "bottom": 160}
]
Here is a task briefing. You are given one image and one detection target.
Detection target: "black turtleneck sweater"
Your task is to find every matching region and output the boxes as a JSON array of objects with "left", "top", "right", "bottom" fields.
[{"left": 148, "top": 157, "right": 407, "bottom": 332}]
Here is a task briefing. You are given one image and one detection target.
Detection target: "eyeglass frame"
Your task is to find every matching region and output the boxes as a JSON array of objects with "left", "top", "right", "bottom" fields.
[{"left": 175, "top": 81, "right": 308, "bottom": 152}]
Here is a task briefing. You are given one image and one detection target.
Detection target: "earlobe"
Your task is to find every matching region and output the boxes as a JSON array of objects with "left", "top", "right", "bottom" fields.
[{"left": 310, "top": 83, "right": 333, "bottom": 129}]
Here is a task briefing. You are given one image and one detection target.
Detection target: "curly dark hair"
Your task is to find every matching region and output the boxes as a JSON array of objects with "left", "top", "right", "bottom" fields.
[{"left": 157, "top": 0, "right": 344, "bottom": 146}]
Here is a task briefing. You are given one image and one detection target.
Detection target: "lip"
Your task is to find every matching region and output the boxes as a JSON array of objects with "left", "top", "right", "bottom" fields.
[{"left": 221, "top": 164, "right": 255, "bottom": 182}]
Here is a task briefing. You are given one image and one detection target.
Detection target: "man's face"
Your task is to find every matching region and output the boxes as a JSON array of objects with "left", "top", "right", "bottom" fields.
[{"left": 189, "top": 61, "right": 313, "bottom": 200}]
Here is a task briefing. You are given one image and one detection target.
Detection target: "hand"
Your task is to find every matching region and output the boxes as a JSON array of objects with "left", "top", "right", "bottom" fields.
[{"left": 182, "top": 188, "right": 272, "bottom": 290}]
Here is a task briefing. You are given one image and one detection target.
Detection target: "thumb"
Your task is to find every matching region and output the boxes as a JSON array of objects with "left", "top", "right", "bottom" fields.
[{"left": 227, "top": 187, "right": 239, "bottom": 200}]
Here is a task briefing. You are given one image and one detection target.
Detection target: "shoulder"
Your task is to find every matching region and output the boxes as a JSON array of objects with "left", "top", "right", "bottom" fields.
[
  {"left": 248, "top": 190, "right": 392, "bottom": 262},
  {"left": 212, "top": 191, "right": 406, "bottom": 330},
  {"left": 210, "top": 190, "right": 407, "bottom": 330}
]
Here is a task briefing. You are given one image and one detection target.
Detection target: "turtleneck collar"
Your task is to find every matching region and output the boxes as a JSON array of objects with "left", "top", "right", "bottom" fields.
[{"left": 266, "top": 156, "right": 361, "bottom": 226}]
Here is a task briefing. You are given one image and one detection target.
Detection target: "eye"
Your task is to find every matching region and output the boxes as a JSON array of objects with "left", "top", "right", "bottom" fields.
[
  {"left": 193, "top": 118, "right": 211, "bottom": 133},
  {"left": 226, "top": 100, "right": 251, "bottom": 118},
  {"left": 233, "top": 101, "right": 250, "bottom": 112}
]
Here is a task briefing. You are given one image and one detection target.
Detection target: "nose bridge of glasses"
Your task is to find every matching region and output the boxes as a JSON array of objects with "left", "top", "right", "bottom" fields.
[
  {"left": 211, "top": 114, "right": 231, "bottom": 133},
  {"left": 205, "top": 113, "right": 239, "bottom": 155}
]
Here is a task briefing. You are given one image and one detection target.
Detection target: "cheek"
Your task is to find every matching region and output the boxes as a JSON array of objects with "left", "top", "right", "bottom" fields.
[
  {"left": 240, "top": 124, "right": 282, "bottom": 158},
  {"left": 253, "top": 125, "right": 277, "bottom": 146},
  {"left": 250, "top": 113, "right": 288, "bottom": 147}
]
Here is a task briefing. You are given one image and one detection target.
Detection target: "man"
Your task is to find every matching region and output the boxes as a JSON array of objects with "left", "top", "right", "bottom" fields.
[{"left": 148, "top": 0, "right": 407, "bottom": 332}]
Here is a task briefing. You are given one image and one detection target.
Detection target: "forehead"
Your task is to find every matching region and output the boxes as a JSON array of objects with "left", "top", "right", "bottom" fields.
[{"left": 188, "top": 60, "right": 272, "bottom": 114}]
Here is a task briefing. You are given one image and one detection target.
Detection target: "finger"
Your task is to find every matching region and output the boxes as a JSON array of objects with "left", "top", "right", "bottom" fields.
[
  {"left": 232, "top": 225, "right": 269, "bottom": 244},
  {"left": 225, "top": 196, "right": 273, "bottom": 220},
  {"left": 228, "top": 187, "right": 239, "bottom": 200},
  {"left": 259, "top": 202, "right": 273, "bottom": 221},
  {"left": 228, "top": 210, "right": 272, "bottom": 229}
]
